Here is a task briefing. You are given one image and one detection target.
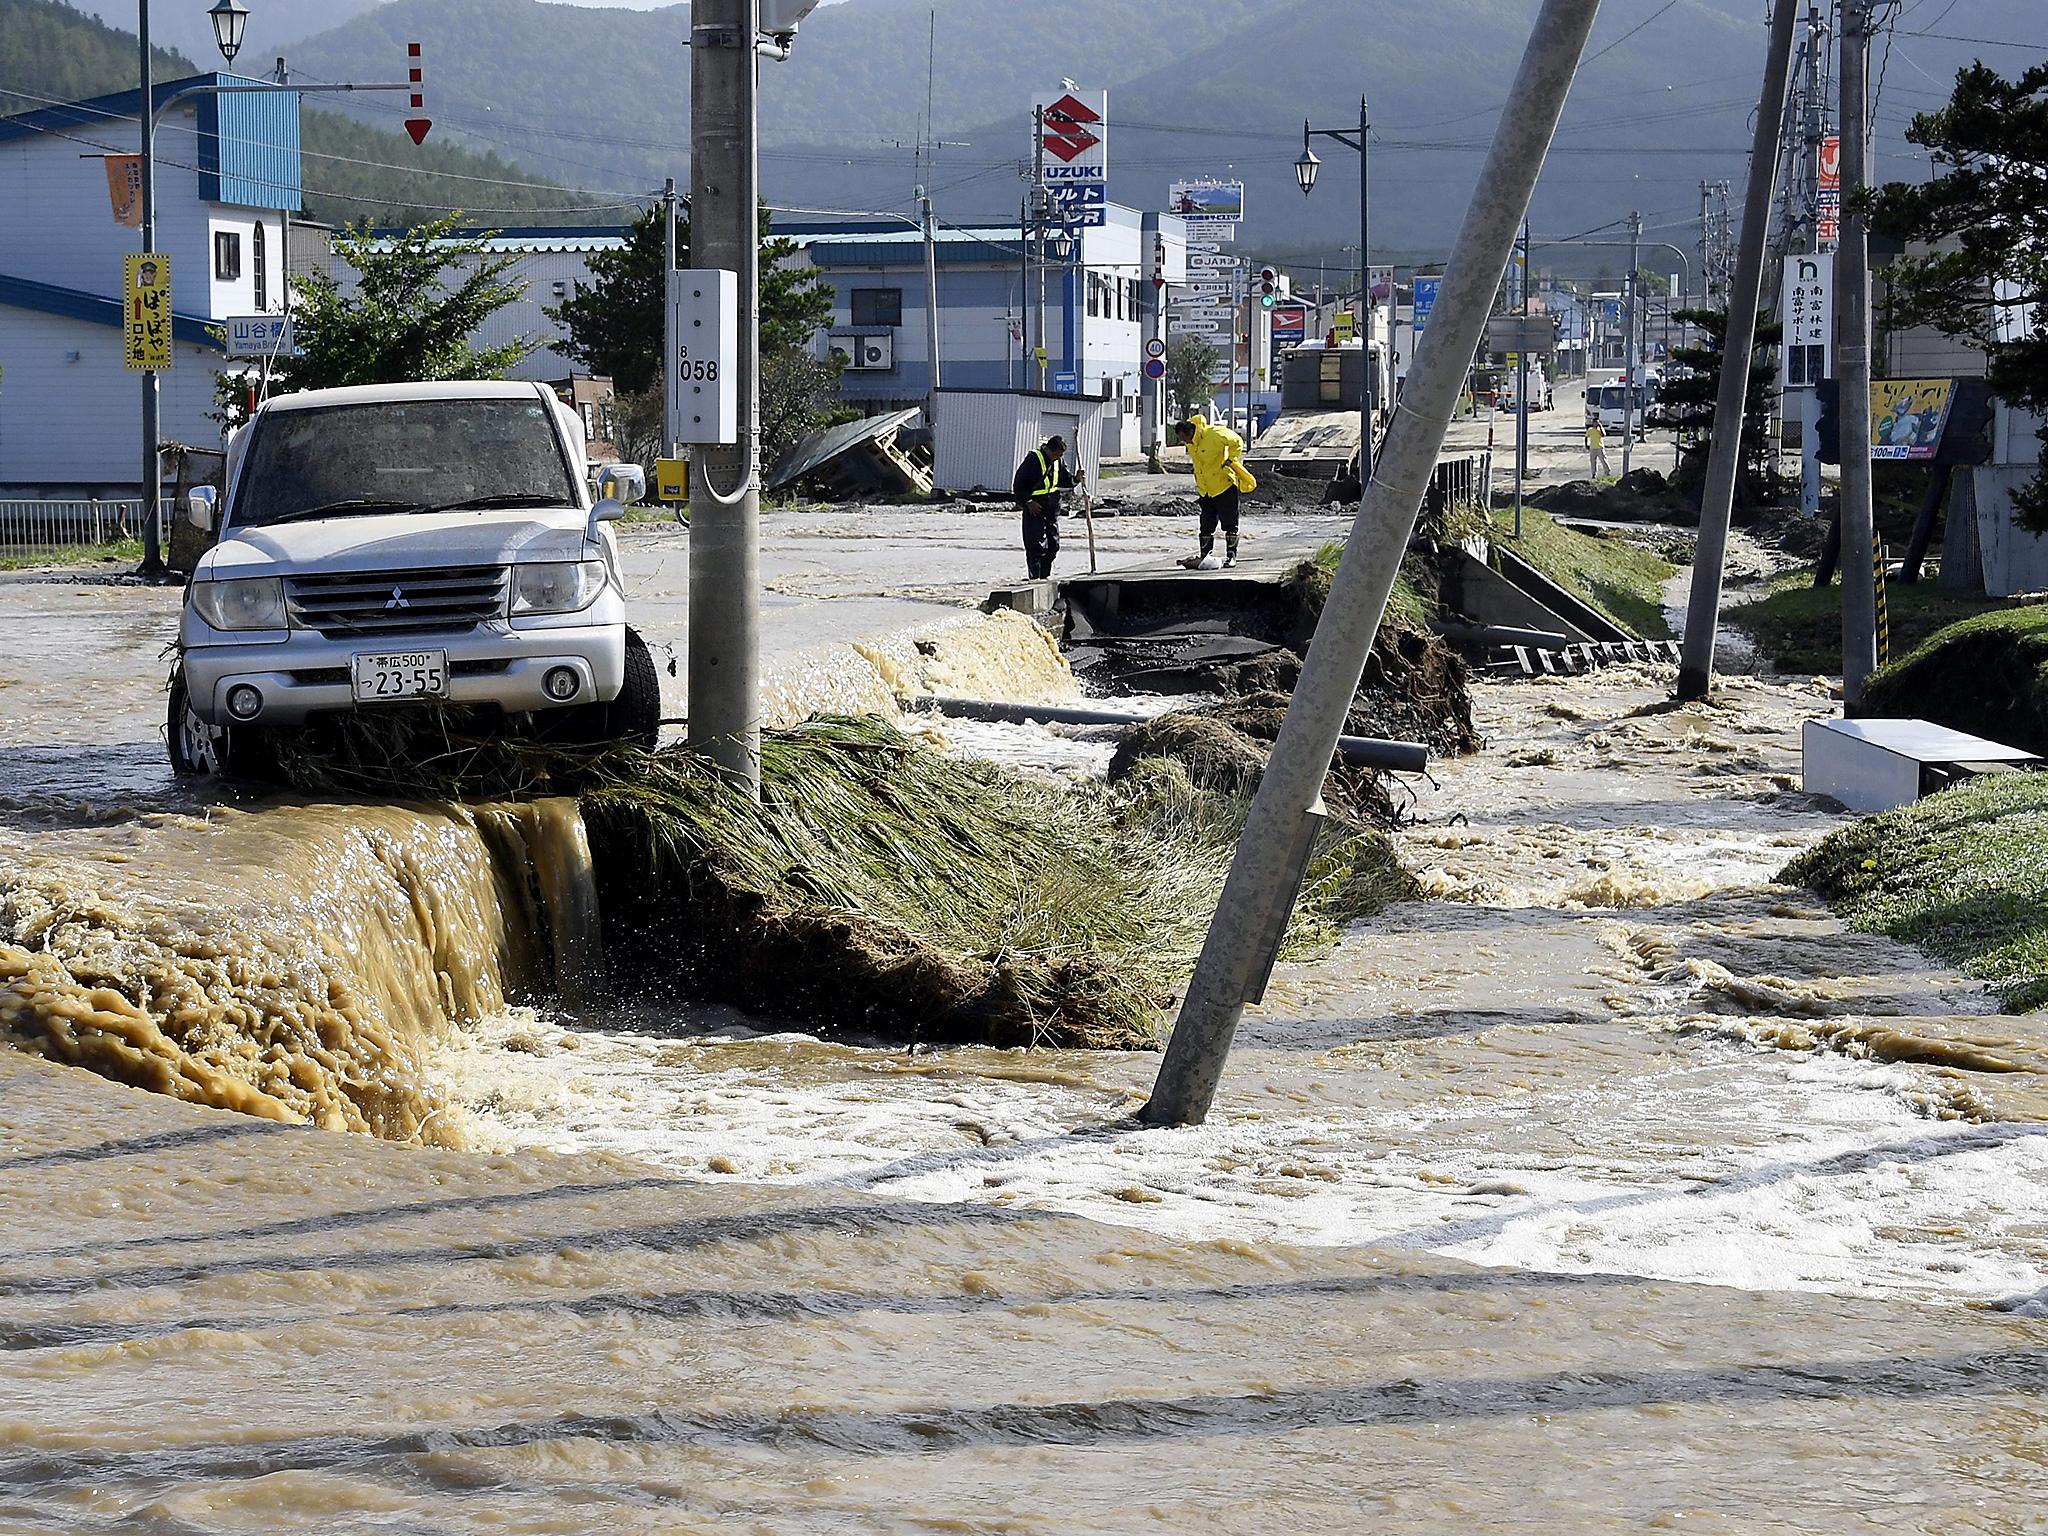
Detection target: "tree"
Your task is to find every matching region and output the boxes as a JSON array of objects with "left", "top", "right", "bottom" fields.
[
  {"left": 214, "top": 214, "right": 532, "bottom": 427},
  {"left": 1872, "top": 60, "right": 2048, "bottom": 530},
  {"left": 551, "top": 204, "right": 836, "bottom": 397},
  {"left": 1166, "top": 334, "right": 1218, "bottom": 424},
  {"left": 1661, "top": 306, "right": 1782, "bottom": 507}
]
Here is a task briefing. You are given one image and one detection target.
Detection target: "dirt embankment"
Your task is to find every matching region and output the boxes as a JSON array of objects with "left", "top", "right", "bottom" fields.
[{"left": 1859, "top": 605, "right": 2048, "bottom": 756}]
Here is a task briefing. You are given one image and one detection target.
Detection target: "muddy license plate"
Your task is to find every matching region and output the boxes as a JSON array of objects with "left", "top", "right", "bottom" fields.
[{"left": 351, "top": 650, "right": 449, "bottom": 703}]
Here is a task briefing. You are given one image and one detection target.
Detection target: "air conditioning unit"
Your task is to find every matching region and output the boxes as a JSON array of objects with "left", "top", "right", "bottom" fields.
[{"left": 837, "top": 332, "right": 894, "bottom": 372}]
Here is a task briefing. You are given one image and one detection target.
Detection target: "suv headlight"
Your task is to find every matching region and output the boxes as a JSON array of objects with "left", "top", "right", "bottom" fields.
[
  {"left": 510, "top": 558, "right": 608, "bottom": 616},
  {"left": 189, "top": 576, "right": 286, "bottom": 631}
]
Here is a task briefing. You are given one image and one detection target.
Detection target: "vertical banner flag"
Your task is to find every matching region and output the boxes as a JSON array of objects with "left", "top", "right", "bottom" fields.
[
  {"left": 1034, "top": 88, "right": 1108, "bottom": 228},
  {"left": 1412, "top": 275, "right": 1441, "bottom": 334},
  {"left": 1369, "top": 265, "right": 1395, "bottom": 303},
  {"left": 104, "top": 155, "right": 143, "bottom": 228},
  {"left": 1816, "top": 133, "right": 1841, "bottom": 246},
  {"left": 123, "top": 252, "right": 172, "bottom": 372}
]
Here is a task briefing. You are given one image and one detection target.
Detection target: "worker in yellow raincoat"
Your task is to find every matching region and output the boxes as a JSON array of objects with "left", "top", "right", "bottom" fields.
[{"left": 1174, "top": 417, "right": 1257, "bottom": 569}]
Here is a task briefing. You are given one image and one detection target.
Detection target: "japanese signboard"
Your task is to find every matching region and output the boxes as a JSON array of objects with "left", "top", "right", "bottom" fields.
[
  {"left": 225, "top": 315, "right": 300, "bottom": 359},
  {"left": 1167, "top": 178, "right": 1241, "bottom": 242},
  {"left": 1369, "top": 265, "right": 1395, "bottom": 303},
  {"left": 1332, "top": 311, "right": 1357, "bottom": 342},
  {"left": 1411, "top": 276, "right": 1441, "bottom": 333},
  {"left": 1271, "top": 304, "right": 1307, "bottom": 345},
  {"left": 1818, "top": 134, "right": 1840, "bottom": 192},
  {"left": 123, "top": 252, "right": 171, "bottom": 372},
  {"left": 1871, "top": 378, "right": 1955, "bottom": 461},
  {"left": 1783, "top": 253, "right": 1833, "bottom": 386},
  {"left": 104, "top": 155, "right": 143, "bottom": 228},
  {"left": 1034, "top": 89, "right": 1108, "bottom": 228}
]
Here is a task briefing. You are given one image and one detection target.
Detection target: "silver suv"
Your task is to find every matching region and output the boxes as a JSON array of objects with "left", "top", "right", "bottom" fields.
[{"left": 170, "top": 380, "right": 660, "bottom": 777}]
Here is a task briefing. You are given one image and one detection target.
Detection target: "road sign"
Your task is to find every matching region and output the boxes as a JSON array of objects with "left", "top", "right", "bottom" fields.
[
  {"left": 1176, "top": 306, "right": 1236, "bottom": 324},
  {"left": 1187, "top": 240, "right": 1222, "bottom": 255},
  {"left": 123, "top": 252, "right": 171, "bottom": 372},
  {"left": 1187, "top": 252, "right": 1234, "bottom": 271},
  {"left": 1053, "top": 370, "right": 1080, "bottom": 395},
  {"left": 224, "top": 314, "right": 299, "bottom": 359},
  {"left": 1485, "top": 315, "right": 1555, "bottom": 355},
  {"left": 1182, "top": 280, "right": 1234, "bottom": 298},
  {"left": 1169, "top": 318, "right": 1225, "bottom": 337},
  {"left": 1144, "top": 356, "right": 1167, "bottom": 381},
  {"left": 1145, "top": 338, "right": 1166, "bottom": 360},
  {"left": 1412, "top": 275, "right": 1441, "bottom": 334}
]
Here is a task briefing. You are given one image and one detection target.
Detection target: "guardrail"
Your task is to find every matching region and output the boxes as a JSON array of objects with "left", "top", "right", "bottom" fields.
[{"left": 0, "top": 499, "right": 171, "bottom": 566}]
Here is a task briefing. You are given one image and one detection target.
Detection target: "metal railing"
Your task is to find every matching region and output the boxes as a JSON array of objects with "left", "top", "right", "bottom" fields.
[{"left": 0, "top": 499, "right": 171, "bottom": 566}]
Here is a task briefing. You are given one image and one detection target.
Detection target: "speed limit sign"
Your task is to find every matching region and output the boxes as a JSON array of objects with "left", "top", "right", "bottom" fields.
[{"left": 1145, "top": 338, "right": 1166, "bottom": 360}]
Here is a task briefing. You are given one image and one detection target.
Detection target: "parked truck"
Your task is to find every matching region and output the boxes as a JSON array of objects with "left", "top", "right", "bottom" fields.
[{"left": 169, "top": 380, "right": 661, "bottom": 777}]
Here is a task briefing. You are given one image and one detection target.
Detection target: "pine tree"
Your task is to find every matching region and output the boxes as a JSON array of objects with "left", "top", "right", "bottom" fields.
[{"left": 1662, "top": 307, "right": 1782, "bottom": 508}]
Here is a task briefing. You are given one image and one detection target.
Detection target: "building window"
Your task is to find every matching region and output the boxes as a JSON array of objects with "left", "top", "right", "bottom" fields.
[
  {"left": 214, "top": 230, "right": 242, "bottom": 281},
  {"left": 851, "top": 288, "right": 902, "bottom": 327},
  {"left": 252, "top": 221, "right": 268, "bottom": 310}
]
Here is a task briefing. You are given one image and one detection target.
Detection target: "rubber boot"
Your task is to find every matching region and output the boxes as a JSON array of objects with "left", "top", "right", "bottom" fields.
[{"left": 1224, "top": 533, "right": 1240, "bottom": 569}]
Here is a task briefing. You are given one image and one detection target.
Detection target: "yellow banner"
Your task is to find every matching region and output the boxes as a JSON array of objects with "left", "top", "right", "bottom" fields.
[
  {"left": 123, "top": 252, "right": 172, "bottom": 373},
  {"left": 104, "top": 155, "right": 143, "bottom": 227},
  {"left": 1871, "top": 378, "right": 1954, "bottom": 461}
]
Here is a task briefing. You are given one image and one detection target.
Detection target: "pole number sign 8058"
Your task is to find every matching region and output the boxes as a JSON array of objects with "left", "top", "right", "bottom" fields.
[{"left": 677, "top": 347, "right": 721, "bottom": 383}]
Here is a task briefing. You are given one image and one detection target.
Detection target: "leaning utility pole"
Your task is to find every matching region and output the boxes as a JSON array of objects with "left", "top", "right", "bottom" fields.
[
  {"left": 688, "top": 0, "right": 764, "bottom": 793},
  {"left": 919, "top": 185, "right": 942, "bottom": 442},
  {"left": 1673, "top": 0, "right": 1800, "bottom": 703},
  {"left": 1142, "top": 0, "right": 1606, "bottom": 1129},
  {"left": 1836, "top": 0, "right": 1881, "bottom": 705},
  {"left": 136, "top": 4, "right": 164, "bottom": 581}
]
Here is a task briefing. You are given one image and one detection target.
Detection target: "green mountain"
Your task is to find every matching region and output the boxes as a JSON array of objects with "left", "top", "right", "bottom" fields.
[
  {"left": 0, "top": 0, "right": 621, "bottom": 228},
  {"left": 68, "top": 0, "right": 387, "bottom": 71},
  {"left": 283, "top": 0, "right": 2045, "bottom": 264}
]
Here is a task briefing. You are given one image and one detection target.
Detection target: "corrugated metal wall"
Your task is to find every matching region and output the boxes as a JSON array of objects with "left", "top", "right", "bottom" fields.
[
  {"left": 933, "top": 390, "right": 1106, "bottom": 496},
  {"left": 203, "top": 85, "right": 301, "bottom": 211}
]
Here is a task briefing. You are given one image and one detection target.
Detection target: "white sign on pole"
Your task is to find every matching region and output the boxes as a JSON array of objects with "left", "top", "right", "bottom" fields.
[
  {"left": 1187, "top": 252, "right": 1235, "bottom": 271},
  {"left": 1034, "top": 87, "right": 1108, "bottom": 228},
  {"left": 1169, "top": 318, "right": 1226, "bottom": 337},
  {"left": 1783, "top": 253, "right": 1834, "bottom": 385},
  {"left": 225, "top": 315, "right": 299, "bottom": 358},
  {"left": 1182, "top": 280, "right": 1235, "bottom": 298}
]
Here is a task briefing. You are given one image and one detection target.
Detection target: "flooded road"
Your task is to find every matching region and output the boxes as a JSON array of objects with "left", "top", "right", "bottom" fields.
[{"left": 3, "top": 512, "right": 2047, "bottom": 1527}]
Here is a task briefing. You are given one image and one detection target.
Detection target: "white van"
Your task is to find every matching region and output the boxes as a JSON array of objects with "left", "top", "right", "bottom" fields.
[{"left": 1587, "top": 381, "right": 1651, "bottom": 439}]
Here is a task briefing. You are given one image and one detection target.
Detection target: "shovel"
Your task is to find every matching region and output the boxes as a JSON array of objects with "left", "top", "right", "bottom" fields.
[{"left": 1082, "top": 486, "right": 1099, "bottom": 573}]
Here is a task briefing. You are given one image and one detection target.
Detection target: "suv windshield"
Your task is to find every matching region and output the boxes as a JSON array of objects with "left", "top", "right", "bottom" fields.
[{"left": 230, "top": 396, "right": 579, "bottom": 529}]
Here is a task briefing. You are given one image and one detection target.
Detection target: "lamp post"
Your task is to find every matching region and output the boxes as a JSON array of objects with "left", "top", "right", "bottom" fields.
[
  {"left": 134, "top": 2, "right": 411, "bottom": 580},
  {"left": 1297, "top": 94, "right": 1372, "bottom": 491}
]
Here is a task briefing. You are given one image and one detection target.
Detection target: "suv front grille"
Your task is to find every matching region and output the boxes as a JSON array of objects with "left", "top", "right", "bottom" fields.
[{"left": 287, "top": 566, "right": 507, "bottom": 638}]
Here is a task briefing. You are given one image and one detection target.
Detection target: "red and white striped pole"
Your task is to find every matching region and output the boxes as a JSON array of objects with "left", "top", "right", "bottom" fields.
[{"left": 404, "top": 43, "right": 432, "bottom": 144}]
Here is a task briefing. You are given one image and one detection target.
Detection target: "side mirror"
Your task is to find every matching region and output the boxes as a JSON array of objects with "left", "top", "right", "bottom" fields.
[
  {"left": 595, "top": 463, "right": 645, "bottom": 506},
  {"left": 186, "top": 485, "right": 218, "bottom": 531}
]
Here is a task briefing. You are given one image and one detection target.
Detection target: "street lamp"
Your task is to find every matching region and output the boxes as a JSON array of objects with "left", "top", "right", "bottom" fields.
[
  {"left": 207, "top": 0, "right": 249, "bottom": 64},
  {"left": 1300, "top": 94, "right": 1373, "bottom": 489}
]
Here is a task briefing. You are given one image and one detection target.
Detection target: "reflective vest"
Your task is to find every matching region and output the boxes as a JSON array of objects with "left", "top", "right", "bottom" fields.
[{"left": 1032, "top": 450, "right": 1060, "bottom": 499}]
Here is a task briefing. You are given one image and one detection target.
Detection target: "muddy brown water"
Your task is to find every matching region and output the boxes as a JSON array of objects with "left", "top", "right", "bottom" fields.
[{"left": 3, "top": 626, "right": 2048, "bottom": 1526}]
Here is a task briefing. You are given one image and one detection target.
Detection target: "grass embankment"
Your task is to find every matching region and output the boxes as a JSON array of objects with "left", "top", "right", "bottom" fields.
[
  {"left": 1785, "top": 774, "right": 2048, "bottom": 1012},
  {"left": 580, "top": 716, "right": 1414, "bottom": 1050},
  {"left": 1487, "top": 506, "right": 1677, "bottom": 639},
  {"left": 0, "top": 538, "right": 143, "bottom": 572},
  {"left": 1857, "top": 604, "right": 2048, "bottom": 756},
  {"left": 1729, "top": 574, "right": 2011, "bottom": 675}
]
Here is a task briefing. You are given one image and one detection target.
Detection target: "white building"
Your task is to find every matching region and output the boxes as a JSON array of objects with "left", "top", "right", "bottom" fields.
[{"left": 0, "top": 74, "right": 298, "bottom": 495}]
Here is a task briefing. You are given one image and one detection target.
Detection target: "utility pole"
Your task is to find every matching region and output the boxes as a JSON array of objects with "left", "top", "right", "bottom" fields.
[
  {"left": 688, "top": 0, "right": 763, "bottom": 793},
  {"left": 1837, "top": 0, "right": 1880, "bottom": 704},
  {"left": 662, "top": 177, "right": 679, "bottom": 462},
  {"left": 1142, "top": 0, "right": 1605, "bottom": 1129},
  {"left": 920, "top": 184, "right": 942, "bottom": 444},
  {"left": 1515, "top": 219, "right": 1530, "bottom": 538},
  {"left": 1032, "top": 105, "right": 1048, "bottom": 392},
  {"left": 1622, "top": 209, "right": 1641, "bottom": 478},
  {"left": 136, "top": 4, "right": 164, "bottom": 581},
  {"left": 1675, "top": 0, "right": 1800, "bottom": 703}
]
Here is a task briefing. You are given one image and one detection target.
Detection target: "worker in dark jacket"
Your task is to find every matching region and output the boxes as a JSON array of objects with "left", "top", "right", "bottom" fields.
[{"left": 1013, "top": 434, "right": 1080, "bottom": 580}]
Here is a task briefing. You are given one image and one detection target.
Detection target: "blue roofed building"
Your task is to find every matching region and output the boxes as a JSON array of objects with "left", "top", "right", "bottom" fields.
[{"left": 0, "top": 74, "right": 299, "bottom": 495}]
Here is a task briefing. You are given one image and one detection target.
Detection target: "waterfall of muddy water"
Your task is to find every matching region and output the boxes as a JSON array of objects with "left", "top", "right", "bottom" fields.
[
  {"left": 447, "top": 664, "right": 2048, "bottom": 1312},
  {"left": 0, "top": 798, "right": 596, "bottom": 1143}
]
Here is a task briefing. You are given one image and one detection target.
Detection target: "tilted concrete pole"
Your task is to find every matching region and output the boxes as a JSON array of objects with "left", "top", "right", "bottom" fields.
[
  {"left": 688, "top": 0, "right": 764, "bottom": 794},
  {"left": 1674, "top": 0, "right": 1800, "bottom": 702},
  {"left": 1142, "top": 0, "right": 1607, "bottom": 1129},
  {"left": 1836, "top": 0, "right": 1881, "bottom": 704}
]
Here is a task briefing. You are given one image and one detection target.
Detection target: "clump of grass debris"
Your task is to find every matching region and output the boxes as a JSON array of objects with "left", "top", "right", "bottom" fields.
[
  {"left": 1784, "top": 773, "right": 2048, "bottom": 1013},
  {"left": 583, "top": 716, "right": 1415, "bottom": 1050},
  {"left": 1858, "top": 603, "right": 2048, "bottom": 755},
  {"left": 1488, "top": 505, "right": 1677, "bottom": 639}
]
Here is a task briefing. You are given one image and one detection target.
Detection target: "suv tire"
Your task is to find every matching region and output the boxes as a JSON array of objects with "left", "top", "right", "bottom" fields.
[
  {"left": 539, "top": 627, "right": 662, "bottom": 751},
  {"left": 167, "top": 667, "right": 276, "bottom": 780}
]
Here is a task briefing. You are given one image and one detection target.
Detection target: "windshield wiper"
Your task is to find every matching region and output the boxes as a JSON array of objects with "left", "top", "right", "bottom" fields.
[
  {"left": 424, "top": 493, "right": 565, "bottom": 513},
  {"left": 264, "top": 498, "right": 427, "bottom": 525}
]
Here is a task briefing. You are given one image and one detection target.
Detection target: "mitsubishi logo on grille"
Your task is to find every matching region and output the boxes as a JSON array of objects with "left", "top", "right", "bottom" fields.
[
  {"left": 386, "top": 587, "right": 411, "bottom": 611},
  {"left": 1040, "top": 93, "right": 1100, "bottom": 164}
]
